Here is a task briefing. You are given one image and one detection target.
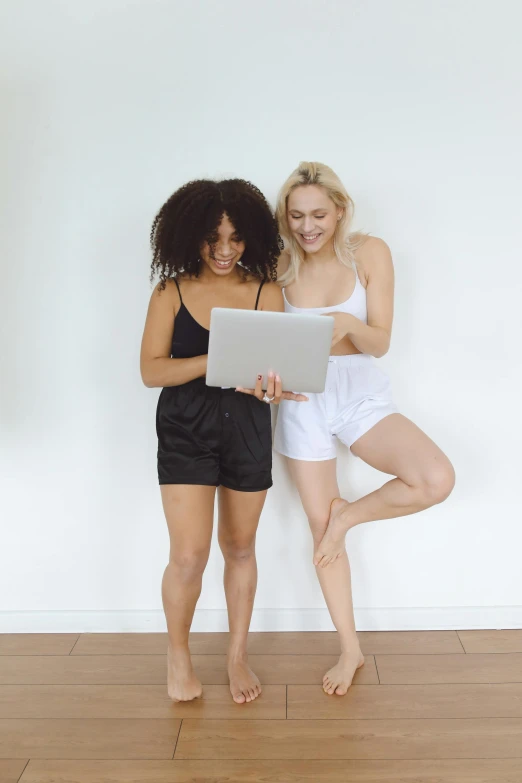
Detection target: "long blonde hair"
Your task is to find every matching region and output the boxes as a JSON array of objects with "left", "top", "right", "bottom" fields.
[{"left": 276, "top": 161, "right": 364, "bottom": 286}]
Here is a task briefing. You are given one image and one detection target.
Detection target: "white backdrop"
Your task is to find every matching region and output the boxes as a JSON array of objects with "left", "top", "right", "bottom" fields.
[{"left": 1, "top": 0, "right": 521, "bottom": 632}]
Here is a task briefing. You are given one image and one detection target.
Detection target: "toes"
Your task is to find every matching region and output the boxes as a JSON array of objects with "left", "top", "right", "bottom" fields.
[
  {"left": 233, "top": 691, "right": 246, "bottom": 704},
  {"left": 323, "top": 679, "right": 334, "bottom": 694},
  {"left": 335, "top": 685, "right": 348, "bottom": 696}
]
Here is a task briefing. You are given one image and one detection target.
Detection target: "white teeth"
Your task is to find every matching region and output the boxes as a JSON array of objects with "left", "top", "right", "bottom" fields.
[{"left": 302, "top": 234, "right": 319, "bottom": 240}]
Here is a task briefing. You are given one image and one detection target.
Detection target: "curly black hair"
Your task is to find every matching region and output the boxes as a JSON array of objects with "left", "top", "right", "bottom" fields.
[{"left": 150, "top": 178, "right": 283, "bottom": 289}]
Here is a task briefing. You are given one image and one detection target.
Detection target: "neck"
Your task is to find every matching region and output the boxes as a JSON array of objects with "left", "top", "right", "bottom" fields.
[{"left": 303, "top": 239, "right": 338, "bottom": 268}]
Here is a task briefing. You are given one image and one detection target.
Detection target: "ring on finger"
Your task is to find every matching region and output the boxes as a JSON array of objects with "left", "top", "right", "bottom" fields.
[{"left": 262, "top": 394, "right": 275, "bottom": 403}]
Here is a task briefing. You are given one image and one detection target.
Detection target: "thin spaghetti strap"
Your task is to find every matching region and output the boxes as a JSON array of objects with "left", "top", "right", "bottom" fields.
[
  {"left": 173, "top": 276, "right": 183, "bottom": 306},
  {"left": 255, "top": 280, "right": 265, "bottom": 310}
]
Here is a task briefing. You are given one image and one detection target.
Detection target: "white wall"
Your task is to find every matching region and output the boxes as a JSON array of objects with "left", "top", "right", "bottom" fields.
[{"left": 1, "top": 0, "right": 521, "bottom": 632}]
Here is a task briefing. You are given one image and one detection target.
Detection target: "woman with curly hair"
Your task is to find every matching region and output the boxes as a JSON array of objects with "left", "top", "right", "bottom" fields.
[
  {"left": 274, "top": 162, "right": 455, "bottom": 697},
  {"left": 140, "top": 178, "right": 306, "bottom": 704}
]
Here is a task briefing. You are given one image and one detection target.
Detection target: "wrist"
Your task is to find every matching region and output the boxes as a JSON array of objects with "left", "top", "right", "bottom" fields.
[{"left": 340, "top": 312, "right": 358, "bottom": 337}]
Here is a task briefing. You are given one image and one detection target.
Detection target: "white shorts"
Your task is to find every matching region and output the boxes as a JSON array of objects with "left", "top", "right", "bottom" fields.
[{"left": 273, "top": 354, "right": 398, "bottom": 461}]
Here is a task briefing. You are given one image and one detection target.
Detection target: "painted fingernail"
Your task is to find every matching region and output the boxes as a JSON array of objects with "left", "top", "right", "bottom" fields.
[
  {"left": 275, "top": 374, "right": 280, "bottom": 382},
  {"left": 257, "top": 374, "right": 262, "bottom": 380}
]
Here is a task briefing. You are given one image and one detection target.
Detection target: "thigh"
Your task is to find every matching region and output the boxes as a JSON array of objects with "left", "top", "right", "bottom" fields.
[
  {"left": 160, "top": 484, "right": 216, "bottom": 559},
  {"left": 219, "top": 394, "right": 273, "bottom": 493},
  {"left": 217, "top": 486, "right": 268, "bottom": 548},
  {"left": 351, "top": 413, "right": 454, "bottom": 484},
  {"left": 286, "top": 458, "right": 340, "bottom": 539}
]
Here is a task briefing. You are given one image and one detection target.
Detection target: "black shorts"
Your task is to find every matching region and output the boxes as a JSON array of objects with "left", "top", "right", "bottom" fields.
[{"left": 156, "top": 378, "right": 273, "bottom": 492}]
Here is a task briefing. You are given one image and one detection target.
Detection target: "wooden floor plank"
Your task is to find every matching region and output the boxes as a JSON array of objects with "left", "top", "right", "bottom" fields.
[
  {"left": 0, "top": 683, "right": 285, "bottom": 719},
  {"left": 358, "top": 631, "right": 464, "bottom": 655},
  {"left": 175, "top": 717, "right": 522, "bottom": 759},
  {"left": 0, "top": 759, "right": 28, "bottom": 783},
  {"left": 376, "top": 654, "right": 522, "bottom": 684},
  {"left": 71, "top": 630, "right": 463, "bottom": 656},
  {"left": 288, "top": 683, "right": 522, "bottom": 719},
  {"left": 0, "top": 719, "right": 180, "bottom": 760},
  {"left": 0, "top": 654, "right": 377, "bottom": 685},
  {"left": 0, "top": 634, "right": 78, "bottom": 656},
  {"left": 458, "top": 631, "right": 522, "bottom": 654},
  {"left": 18, "top": 759, "right": 522, "bottom": 783}
]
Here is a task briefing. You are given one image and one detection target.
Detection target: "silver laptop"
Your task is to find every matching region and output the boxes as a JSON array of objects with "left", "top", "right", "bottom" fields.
[{"left": 206, "top": 308, "right": 333, "bottom": 393}]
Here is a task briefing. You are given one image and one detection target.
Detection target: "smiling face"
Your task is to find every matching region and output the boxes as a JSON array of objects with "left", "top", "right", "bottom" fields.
[
  {"left": 287, "top": 185, "right": 342, "bottom": 254},
  {"left": 200, "top": 213, "right": 246, "bottom": 276}
]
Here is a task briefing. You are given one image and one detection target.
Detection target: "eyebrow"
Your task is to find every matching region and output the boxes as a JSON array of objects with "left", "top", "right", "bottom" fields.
[{"left": 289, "top": 209, "right": 328, "bottom": 214}]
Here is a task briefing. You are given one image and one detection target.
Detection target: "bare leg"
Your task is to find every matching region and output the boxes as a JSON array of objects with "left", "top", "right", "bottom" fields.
[
  {"left": 287, "top": 458, "right": 364, "bottom": 696},
  {"left": 160, "top": 484, "right": 215, "bottom": 702},
  {"left": 218, "top": 486, "right": 268, "bottom": 703},
  {"left": 314, "top": 414, "right": 456, "bottom": 567}
]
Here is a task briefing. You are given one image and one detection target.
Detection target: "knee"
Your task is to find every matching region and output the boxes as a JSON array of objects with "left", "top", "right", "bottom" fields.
[
  {"left": 418, "top": 461, "right": 456, "bottom": 508},
  {"left": 220, "top": 539, "right": 256, "bottom": 564},
  {"left": 169, "top": 549, "right": 208, "bottom": 580}
]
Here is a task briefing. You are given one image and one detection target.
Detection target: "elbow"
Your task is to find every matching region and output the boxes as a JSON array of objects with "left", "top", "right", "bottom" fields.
[
  {"left": 373, "top": 338, "right": 391, "bottom": 359},
  {"left": 140, "top": 363, "right": 157, "bottom": 388},
  {"left": 142, "top": 374, "right": 161, "bottom": 389},
  {"left": 374, "top": 330, "right": 391, "bottom": 358}
]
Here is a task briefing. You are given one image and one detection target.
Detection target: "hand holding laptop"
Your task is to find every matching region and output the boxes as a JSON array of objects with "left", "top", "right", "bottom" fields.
[{"left": 236, "top": 371, "right": 309, "bottom": 404}]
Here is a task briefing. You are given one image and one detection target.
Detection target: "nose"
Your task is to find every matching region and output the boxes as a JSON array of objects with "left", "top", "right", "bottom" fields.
[
  {"left": 216, "top": 241, "right": 233, "bottom": 258},
  {"left": 302, "top": 217, "right": 316, "bottom": 232}
]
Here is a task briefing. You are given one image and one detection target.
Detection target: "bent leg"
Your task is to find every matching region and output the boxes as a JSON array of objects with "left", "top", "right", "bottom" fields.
[{"left": 315, "top": 414, "right": 455, "bottom": 566}]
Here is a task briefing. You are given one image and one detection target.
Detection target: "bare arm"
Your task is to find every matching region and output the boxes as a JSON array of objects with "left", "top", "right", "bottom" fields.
[
  {"left": 140, "top": 281, "right": 207, "bottom": 388},
  {"left": 325, "top": 238, "right": 394, "bottom": 358}
]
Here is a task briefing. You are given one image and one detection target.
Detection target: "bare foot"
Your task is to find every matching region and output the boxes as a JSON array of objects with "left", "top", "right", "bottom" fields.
[
  {"left": 228, "top": 656, "right": 262, "bottom": 704},
  {"left": 167, "top": 645, "right": 203, "bottom": 702},
  {"left": 323, "top": 650, "right": 365, "bottom": 696},
  {"left": 313, "top": 497, "right": 351, "bottom": 568}
]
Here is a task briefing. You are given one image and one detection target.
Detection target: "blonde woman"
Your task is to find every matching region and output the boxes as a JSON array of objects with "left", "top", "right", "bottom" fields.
[{"left": 274, "top": 162, "right": 455, "bottom": 696}]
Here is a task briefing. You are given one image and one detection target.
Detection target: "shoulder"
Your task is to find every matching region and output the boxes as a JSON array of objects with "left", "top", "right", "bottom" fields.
[
  {"left": 149, "top": 278, "right": 180, "bottom": 313},
  {"left": 353, "top": 236, "right": 393, "bottom": 282},
  {"left": 258, "top": 279, "right": 284, "bottom": 311}
]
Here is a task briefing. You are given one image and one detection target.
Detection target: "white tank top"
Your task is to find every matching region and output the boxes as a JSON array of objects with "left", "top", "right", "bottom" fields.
[{"left": 282, "top": 266, "right": 367, "bottom": 323}]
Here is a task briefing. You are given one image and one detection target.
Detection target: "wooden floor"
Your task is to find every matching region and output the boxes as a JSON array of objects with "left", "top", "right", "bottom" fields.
[{"left": 1, "top": 631, "right": 522, "bottom": 782}]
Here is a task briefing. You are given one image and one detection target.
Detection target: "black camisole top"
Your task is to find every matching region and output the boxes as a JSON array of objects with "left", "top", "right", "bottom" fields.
[{"left": 170, "top": 277, "right": 266, "bottom": 359}]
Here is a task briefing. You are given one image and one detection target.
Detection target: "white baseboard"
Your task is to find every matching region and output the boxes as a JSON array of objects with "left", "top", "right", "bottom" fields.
[{"left": 1, "top": 606, "right": 521, "bottom": 633}]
